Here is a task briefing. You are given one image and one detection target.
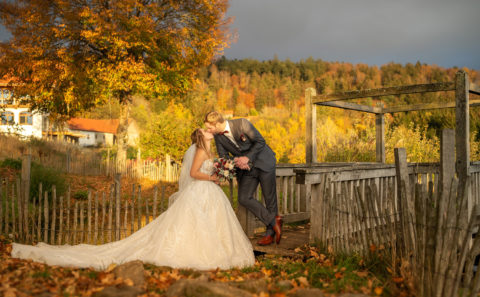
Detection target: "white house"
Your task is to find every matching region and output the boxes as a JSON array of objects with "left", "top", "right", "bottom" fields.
[
  {"left": 0, "top": 82, "right": 46, "bottom": 139},
  {"left": 67, "top": 118, "right": 139, "bottom": 147}
]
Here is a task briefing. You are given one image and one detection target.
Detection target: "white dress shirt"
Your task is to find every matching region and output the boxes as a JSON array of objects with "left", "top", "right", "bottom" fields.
[{"left": 223, "top": 121, "right": 239, "bottom": 148}]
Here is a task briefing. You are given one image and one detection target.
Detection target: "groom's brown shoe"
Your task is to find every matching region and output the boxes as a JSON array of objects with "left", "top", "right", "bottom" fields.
[
  {"left": 273, "top": 215, "right": 283, "bottom": 244},
  {"left": 257, "top": 235, "right": 274, "bottom": 246}
]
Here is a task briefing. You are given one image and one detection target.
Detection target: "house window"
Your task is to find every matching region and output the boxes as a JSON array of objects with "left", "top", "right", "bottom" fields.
[
  {"left": 1, "top": 111, "right": 14, "bottom": 125},
  {"left": 19, "top": 111, "right": 33, "bottom": 125},
  {"left": 0, "top": 90, "right": 13, "bottom": 105}
]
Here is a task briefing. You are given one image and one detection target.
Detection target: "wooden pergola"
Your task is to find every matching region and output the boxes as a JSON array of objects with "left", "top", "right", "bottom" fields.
[{"left": 305, "top": 70, "right": 480, "bottom": 174}]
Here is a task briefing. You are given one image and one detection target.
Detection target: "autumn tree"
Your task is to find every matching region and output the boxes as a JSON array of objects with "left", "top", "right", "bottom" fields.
[{"left": 0, "top": 0, "right": 231, "bottom": 164}]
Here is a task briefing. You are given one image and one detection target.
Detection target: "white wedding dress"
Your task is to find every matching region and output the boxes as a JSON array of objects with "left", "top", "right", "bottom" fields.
[{"left": 11, "top": 145, "right": 255, "bottom": 271}]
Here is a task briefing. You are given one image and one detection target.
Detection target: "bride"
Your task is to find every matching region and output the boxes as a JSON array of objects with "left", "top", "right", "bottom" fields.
[{"left": 11, "top": 128, "right": 255, "bottom": 271}]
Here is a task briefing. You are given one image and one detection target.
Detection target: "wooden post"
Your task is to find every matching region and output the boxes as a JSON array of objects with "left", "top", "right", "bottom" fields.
[
  {"left": 94, "top": 192, "right": 98, "bottom": 244},
  {"left": 16, "top": 178, "right": 22, "bottom": 241},
  {"left": 21, "top": 154, "right": 31, "bottom": 242},
  {"left": 108, "top": 184, "right": 113, "bottom": 242},
  {"left": 2, "top": 179, "right": 7, "bottom": 234},
  {"left": 50, "top": 186, "right": 56, "bottom": 244},
  {"left": 79, "top": 202, "right": 84, "bottom": 243},
  {"left": 145, "top": 189, "right": 149, "bottom": 225},
  {"left": 43, "top": 191, "right": 48, "bottom": 243},
  {"left": 65, "top": 188, "right": 71, "bottom": 244},
  {"left": 87, "top": 190, "right": 92, "bottom": 244},
  {"left": 305, "top": 88, "right": 317, "bottom": 164},
  {"left": 37, "top": 183, "right": 42, "bottom": 242},
  {"left": 375, "top": 113, "right": 386, "bottom": 163},
  {"left": 0, "top": 179, "right": 3, "bottom": 234},
  {"left": 137, "top": 185, "right": 142, "bottom": 231},
  {"left": 115, "top": 174, "right": 121, "bottom": 241},
  {"left": 131, "top": 184, "right": 136, "bottom": 234},
  {"left": 73, "top": 202, "right": 78, "bottom": 244},
  {"left": 455, "top": 70, "right": 472, "bottom": 219},
  {"left": 153, "top": 186, "right": 158, "bottom": 219},
  {"left": 237, "top": 204, "right": 255, "bottom": 238},
  {"left": 101, "top": 192, "right": 106, "bottom": 244},
  {"left": 58, "top": 196, "right": 63, "bottom": 245},
  {"left": 394, "top": 148, "right": 416, "bottom": 253}
]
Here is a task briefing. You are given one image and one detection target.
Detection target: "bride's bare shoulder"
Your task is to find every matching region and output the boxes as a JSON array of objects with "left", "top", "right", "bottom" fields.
[{"left": 194, "top": 147, "right": 208, "bottom": 160}]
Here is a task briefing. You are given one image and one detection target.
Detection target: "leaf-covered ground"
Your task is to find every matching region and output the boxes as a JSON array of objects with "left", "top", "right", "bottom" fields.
[{"left": 0, "top": 235, "right": 412, "bottom": 297}]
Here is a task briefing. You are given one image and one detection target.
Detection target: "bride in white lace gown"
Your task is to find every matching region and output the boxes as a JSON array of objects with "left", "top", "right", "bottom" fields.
[{"left": 11, "top": 129, "right": 255, "bottom": 271}]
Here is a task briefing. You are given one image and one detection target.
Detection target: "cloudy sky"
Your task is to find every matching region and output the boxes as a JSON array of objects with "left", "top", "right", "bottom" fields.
[{"left": 223, "top": 0, "right": 480, "bottom": 70}]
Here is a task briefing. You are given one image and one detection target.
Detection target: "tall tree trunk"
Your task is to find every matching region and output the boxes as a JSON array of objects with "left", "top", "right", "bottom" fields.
[{"left": 116, "top": 101, "right": 130, "bottom": 172}]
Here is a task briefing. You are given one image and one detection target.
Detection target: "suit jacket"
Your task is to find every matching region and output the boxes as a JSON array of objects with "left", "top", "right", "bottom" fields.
[{"left": 214, "top": 118, "right": 276, "bottom": 172}]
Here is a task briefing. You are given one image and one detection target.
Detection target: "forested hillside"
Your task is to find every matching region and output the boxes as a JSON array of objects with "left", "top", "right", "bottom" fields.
[{"left": 84, "top": 57, "right": 480, "bottom": 163}]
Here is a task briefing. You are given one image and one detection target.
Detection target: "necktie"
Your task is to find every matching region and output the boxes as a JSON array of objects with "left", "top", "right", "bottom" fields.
[{"left": 218, "top": 131, "right": 229, "bottom": 135}]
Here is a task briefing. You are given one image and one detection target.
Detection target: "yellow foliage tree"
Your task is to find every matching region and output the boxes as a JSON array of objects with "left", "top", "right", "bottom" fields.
[{"left": 0, "top": 0, "right": 231, "bottom": 163}]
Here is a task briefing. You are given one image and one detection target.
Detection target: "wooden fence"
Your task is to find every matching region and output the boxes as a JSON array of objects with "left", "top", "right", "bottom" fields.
[
  {"left": 0, "top": 163, "right": 309, "bottom": 244},
  {"left": 0, "top": 177, "right": 170, "bottom": 245},
  {"left": 296, "top": 130, "right": 480, "bottom": 297}
]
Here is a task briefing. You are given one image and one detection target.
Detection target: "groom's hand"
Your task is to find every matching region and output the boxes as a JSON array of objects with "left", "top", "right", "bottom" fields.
[{"left": 234, "top": 156, "right": 251, "bottom": 170}]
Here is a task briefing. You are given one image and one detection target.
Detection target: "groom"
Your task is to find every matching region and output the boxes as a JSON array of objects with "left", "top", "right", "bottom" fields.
[{"left": 204, "top": 111, "right": 282, "bottom": 246}]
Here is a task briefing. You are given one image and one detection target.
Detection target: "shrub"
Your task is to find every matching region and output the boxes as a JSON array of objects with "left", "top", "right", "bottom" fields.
[
  {"left": 30, "top": 162, "right": 67, "bottom": 203},
  {"left": 0, "top": 158, "right": 22, "bottom": 170},
  {"left": 73, "top": 190, "right": 89, "bottom": 200}
]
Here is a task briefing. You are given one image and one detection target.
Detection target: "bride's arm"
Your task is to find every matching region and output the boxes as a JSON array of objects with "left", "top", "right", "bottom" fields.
[{"left": 190, "top": 148, "right": 219, "bottom": 182}]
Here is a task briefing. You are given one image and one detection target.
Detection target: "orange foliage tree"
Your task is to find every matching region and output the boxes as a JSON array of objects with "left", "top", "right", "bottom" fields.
[{"left": 0, "top": 0, "right": 231, "bottom": 163}]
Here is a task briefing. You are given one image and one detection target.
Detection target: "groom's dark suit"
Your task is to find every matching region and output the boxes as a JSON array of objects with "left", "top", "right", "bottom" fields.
[{"left": 214, "top": 118, "right": 278, "bottom": 232}]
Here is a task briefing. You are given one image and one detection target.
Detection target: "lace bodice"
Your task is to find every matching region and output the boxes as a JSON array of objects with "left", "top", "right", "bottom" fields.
[{"left": 200, "top": 159, "right": 214, "bottom": 175}]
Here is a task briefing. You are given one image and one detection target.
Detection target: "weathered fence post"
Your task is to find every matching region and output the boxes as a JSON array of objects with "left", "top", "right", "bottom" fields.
[
  {"left": 21, "top": 154, "right": 31, "bottom": 242},
  {"left": 394, "top": 148, "right": 416, "bottom": 254},
  {"left": 375, "top": 113, "right": 385, "bottom": 163},
  {"left": 455, "top": 70, "right": 472, "bottom": 220},
  {"left": 305, "top": 88, "right": 317, "bottom": 164},
  {"left": 115, "top": 174, "right": 121, "bottom": 241}
]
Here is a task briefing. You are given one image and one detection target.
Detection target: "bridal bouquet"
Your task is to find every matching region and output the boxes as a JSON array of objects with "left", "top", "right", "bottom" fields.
[{"left": 213, "top": 157, "right": 236, "bottom": 182}]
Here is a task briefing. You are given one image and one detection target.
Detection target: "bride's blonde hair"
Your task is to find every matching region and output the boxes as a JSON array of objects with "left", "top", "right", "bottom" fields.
[{"left": 191, "top": 128, "right": 210, "bottom": 157}]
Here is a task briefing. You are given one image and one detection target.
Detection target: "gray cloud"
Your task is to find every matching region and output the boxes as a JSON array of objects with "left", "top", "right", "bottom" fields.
[{"left": 224, "top": 0, "right": 480, "bottom": 69}]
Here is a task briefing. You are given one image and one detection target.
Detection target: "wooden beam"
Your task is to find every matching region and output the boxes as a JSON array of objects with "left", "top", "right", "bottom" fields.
[
  {"left": 382, "top": 99, "right": 480, "bottom": 114},
  {"left": 376, "top": 114, "right": 385, "bottom": 163},
  {"left": 455, "top": 71, "right": 472, "bottom": 224},
  {"left": 306, "top": 88, "right": 317, "bottom": 164},
  {"left": 455, "top": 70, "right": 470, "bottom": 180},
  {"left": 469, "top": 82, "right": 480, "bottom": 95},
  {"left": 317, "top": 100, "right": 382, "bottom": 113},
  {"left": 313, "top": 82, "right": 455, "bottom": 103}
]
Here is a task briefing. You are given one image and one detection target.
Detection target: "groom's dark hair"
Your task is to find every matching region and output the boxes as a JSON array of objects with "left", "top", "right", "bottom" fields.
[{"left": 204, "top": 111, "right": 225, "bottom": 124}]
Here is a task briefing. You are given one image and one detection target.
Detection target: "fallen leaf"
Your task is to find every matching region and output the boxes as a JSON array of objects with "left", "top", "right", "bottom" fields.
[
  {"left": 334, "top": 272, "right": 343, "bottom": 279},
  {"left": 374, "top": 287, "right": 383, "bottom": 295},
  {"left": 296, "top": 276, "right": 309, "bottom": 287},
  {"left": 4, "top": 288, "right": 16, "bottom": 297},
  {"left": 392, "top": 277, "right": 404, "bottom": 283},
  {"left": 355, "top": 271, "right": 369, "bottom": 278}
]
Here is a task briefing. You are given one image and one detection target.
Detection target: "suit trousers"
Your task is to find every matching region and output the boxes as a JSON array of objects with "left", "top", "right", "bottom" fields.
[{"left": 237, "top": 167, "right": 278, "bottom": 229}]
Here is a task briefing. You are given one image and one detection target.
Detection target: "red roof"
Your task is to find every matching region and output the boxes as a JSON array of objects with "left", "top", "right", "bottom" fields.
[{"left": 67, "top": 118, "right": 120, "bottom": 134}]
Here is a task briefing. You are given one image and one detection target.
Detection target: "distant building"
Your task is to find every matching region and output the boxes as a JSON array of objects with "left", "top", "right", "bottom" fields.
[
  {"left": 66, "top": 118, "right": 139, "bottom": 147},
  {"left": 0, "top": 80, "right": 47, "bottom": 138}
]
